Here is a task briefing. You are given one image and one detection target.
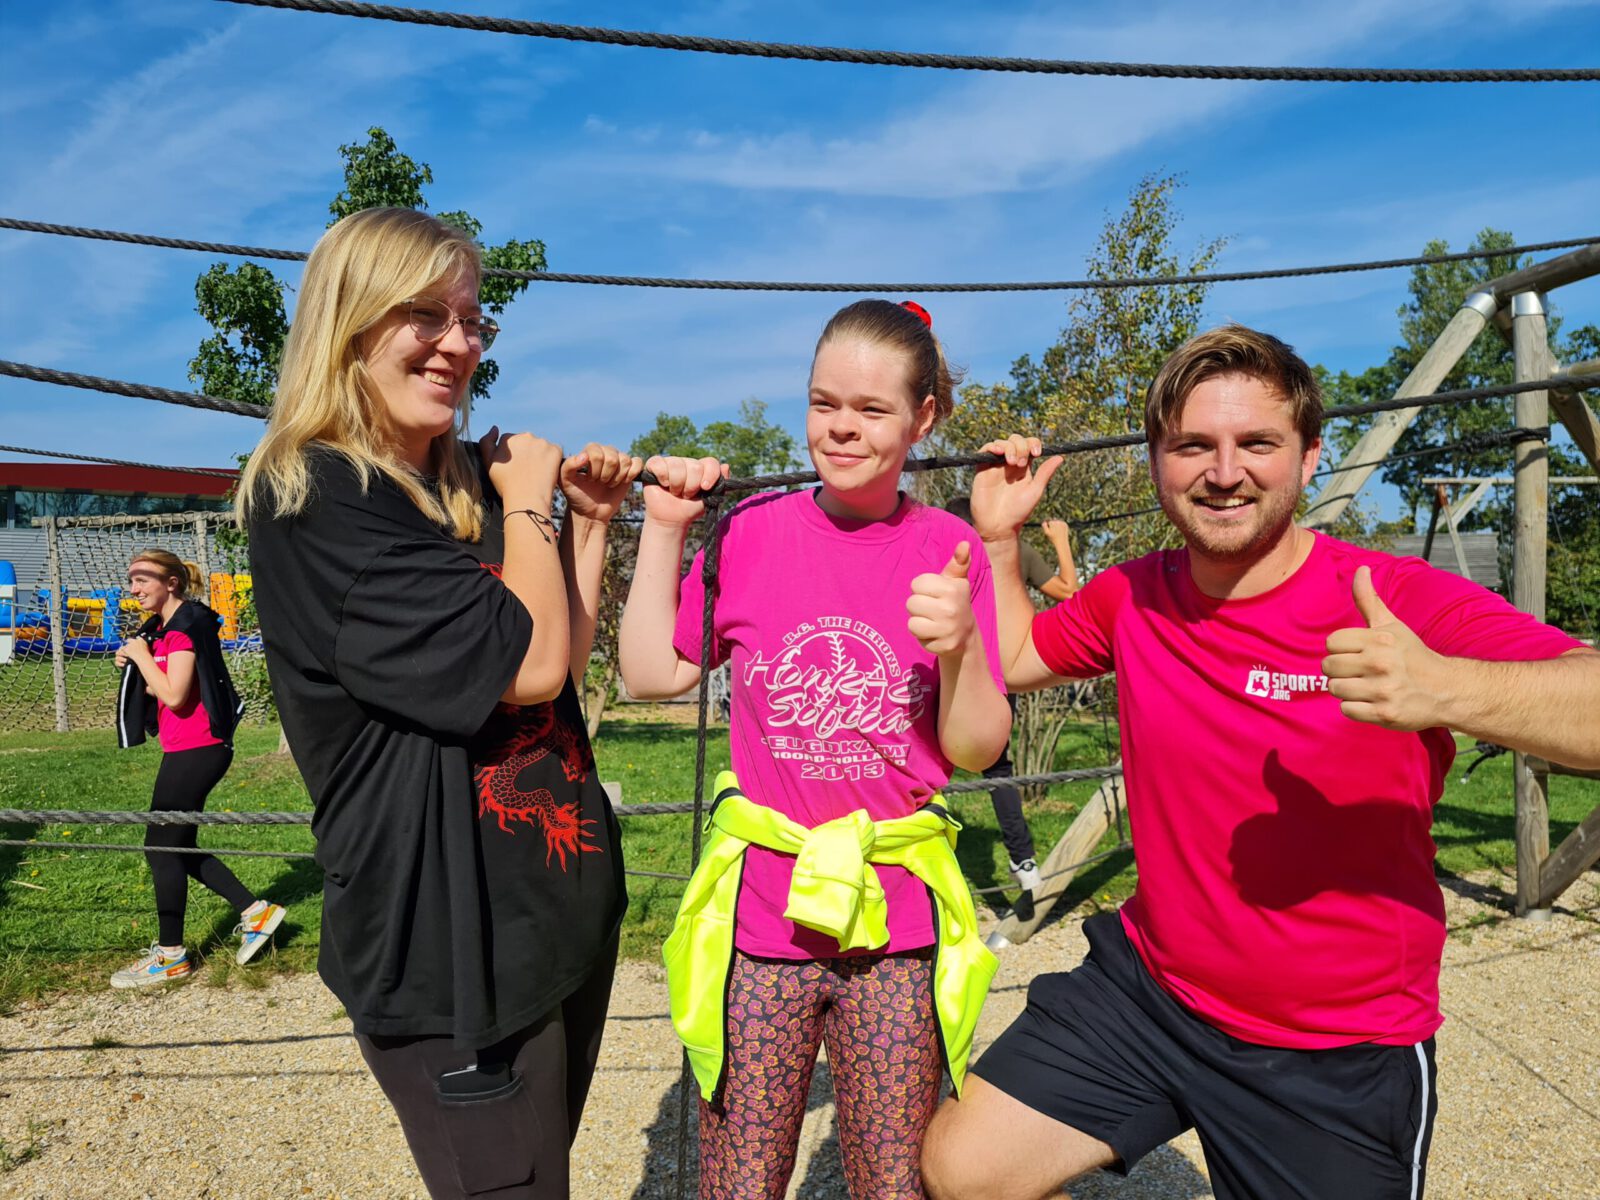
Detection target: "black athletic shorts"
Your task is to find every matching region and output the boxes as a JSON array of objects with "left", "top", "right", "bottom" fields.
[{"left": 972, "top": 912, "right": 1439, "bottom": 1200}]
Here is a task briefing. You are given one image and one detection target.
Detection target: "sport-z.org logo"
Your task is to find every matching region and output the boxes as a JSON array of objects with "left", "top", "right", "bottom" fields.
[{"left": 1244, "top": 664, "right": 1329, "bottom": 703}]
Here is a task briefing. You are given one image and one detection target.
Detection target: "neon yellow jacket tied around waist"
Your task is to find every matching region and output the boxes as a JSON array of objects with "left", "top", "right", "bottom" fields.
[{"left": 663, "top": 770, "right": 999, "bottom": 1101}]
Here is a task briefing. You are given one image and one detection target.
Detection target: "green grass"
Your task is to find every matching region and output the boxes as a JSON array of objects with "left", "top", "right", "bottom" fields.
[
  {"left": 0, "top": 652, "right": 128, "bottom": 734},
  {"left": 0, "top": 1118, "right": 54, "bottom": 1174},
  {"left": 0, "top": 723, "right": 320, "bottom": 1006},
  {"left": 2, "top": 716, "right": 1594, "bottom": 1013}
]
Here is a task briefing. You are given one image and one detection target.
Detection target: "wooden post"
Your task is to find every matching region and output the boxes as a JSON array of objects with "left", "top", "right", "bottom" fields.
[
  {"left": 1303, "top": 294, "right": 1494, "bottom": 529},
  {"left": 1535, "top": 804, "right": 1600, "bottom": 911},
  {"left": 1420, "top": 486, "right": 1445, "bottom": 562},
  {"left": 43, "top": 517, "right": 69, "bottom": 732},
  {"left": 192, "top": 514, "right": 212, "bottom": 606},
  {"left": 986, "top": 769, "right": 1124, "bottom": 948},
  {"left": 1548, "top": 372, "right": 1600, "bottom": 475},
  {"left": 1441, "top": 485, "right": 1474, "bottom": 579},
  {"left": 1511, "top": 291, "right": 1551, "bottom": 920}
]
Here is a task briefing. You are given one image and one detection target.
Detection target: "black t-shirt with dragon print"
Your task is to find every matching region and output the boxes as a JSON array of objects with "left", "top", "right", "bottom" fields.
[{"left": 248, "top": 447, "right": 625, "bottom": 1048}]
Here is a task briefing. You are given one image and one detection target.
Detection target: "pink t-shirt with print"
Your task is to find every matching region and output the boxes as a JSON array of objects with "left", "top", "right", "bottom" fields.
[
  {"left": 675, "top": 489, "right": 1006, "bottom": 959},
  {"left": 1031, "top": 532, "right": 1585, "bottom": 1049},
  {"left": 151, "top": 628, "right": 223, "bottom": 752}
]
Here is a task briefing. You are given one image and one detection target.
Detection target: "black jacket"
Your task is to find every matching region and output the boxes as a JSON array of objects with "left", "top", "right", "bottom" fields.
[{"left": 116, "top": 600, "right": 244, "bottom": 749}]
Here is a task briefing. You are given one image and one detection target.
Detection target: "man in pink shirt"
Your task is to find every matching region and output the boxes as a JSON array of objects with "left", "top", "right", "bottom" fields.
[{"left": 921, "top": 325, "right": 1600, "bottom": 1200}]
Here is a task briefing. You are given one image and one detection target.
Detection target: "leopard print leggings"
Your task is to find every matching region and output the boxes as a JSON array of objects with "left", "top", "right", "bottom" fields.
[{"left": 697, "top": 948, "right": 940, "bottom": 1199}]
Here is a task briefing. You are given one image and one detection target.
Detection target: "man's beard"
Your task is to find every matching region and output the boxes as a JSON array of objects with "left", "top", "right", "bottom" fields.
[{"left": 1160, "top": 480, "right": 1303, "bottom": 564}]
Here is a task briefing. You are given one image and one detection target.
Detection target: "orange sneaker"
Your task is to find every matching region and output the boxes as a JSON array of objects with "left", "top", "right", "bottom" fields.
[
  {"left": 110, "top": 944, "right": 192, "bottom": 989},
  {"left": 234, "top": 902, "right": 287, "bottom": 965}
]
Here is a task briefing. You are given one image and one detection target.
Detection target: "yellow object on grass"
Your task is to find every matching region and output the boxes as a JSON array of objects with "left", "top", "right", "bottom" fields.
[{"left": 663, "top": 770, "right": 998, "bottom": 1101}]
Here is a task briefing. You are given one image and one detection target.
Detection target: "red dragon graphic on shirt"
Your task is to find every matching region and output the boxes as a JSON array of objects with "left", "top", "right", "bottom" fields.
[{"left": 472, "top": 700, "right": 601, "bottom": 870}]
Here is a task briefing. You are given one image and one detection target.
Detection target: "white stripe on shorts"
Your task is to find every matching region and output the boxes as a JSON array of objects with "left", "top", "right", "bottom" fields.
[{"left": 1410, "top": 1042, "right": 1432, "bottom": 1200}]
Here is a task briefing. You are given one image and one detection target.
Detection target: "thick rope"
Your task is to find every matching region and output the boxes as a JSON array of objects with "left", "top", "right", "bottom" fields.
[
  {"left": 674, "top": 493, "right": 726, "bottom": 1198},
  {"left": 0, "top": 443, "right": 238, "bottom": 478},
  {"left": 0, "top": 839, "right": 314, "bottom": 860},
  {"left": 3, "top": 218, "right": 1592, "bottom": 293},
  {"left": 705, "top": 378, "right": 1592, "bottom": 495},
  {"left": 0, "top": 768, "right": 1124, "bottom": 828},
  {"left": 1057, "top": 425, "right": 1555, "bottom": 533},
  {"left": 216, "top": 0, "right": 1600, "bottom": 83},
  {"left": 0, "top": 809, "right": 311, "bottom": 825},
  {"left": 0, "top": 837, "right": 688, "bottom": 878},
  {"left": 4, "top": 362, "right": 1589, "bottom": 496},
  {"left": 0, "top": 839, "right": 1125, "bottom": 889},
  {"left": 0, "top": 361, "right": 270, "bottom": 419}
]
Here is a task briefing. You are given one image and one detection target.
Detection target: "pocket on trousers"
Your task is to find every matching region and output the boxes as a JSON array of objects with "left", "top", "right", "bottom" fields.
[{"left": 434, "top": 1069, "right": 541, "bottom": 1195}]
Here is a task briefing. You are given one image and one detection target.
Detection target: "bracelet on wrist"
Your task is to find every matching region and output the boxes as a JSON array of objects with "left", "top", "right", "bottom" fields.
[{"left": 504, "top": 508, "right": 557, "bottom": 543}]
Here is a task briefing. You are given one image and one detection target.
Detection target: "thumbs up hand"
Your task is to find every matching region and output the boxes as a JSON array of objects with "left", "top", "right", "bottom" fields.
[
  {"left": 908, "top": 542, "right": 977, "bottom": 656},
  {"left": 1323, "top": 566, "right": 1445, "bottom": 730}
]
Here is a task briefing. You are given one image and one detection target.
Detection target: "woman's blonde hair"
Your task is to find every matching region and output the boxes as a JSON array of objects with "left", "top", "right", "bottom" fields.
[
  {"left": 130, "top": 549, "right": 201, "bottom": 600},
  {"left": 235, "top": 207, "right": 487, "bottom": 540}
]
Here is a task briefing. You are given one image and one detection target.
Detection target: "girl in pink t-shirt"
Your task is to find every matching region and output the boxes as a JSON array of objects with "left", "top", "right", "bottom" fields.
[
  {"left": 110, "top": 550, "right": 285, "bottom": 990},
  {"left": 621, "top": 300, "right": 1012, "bottom": 1198}
]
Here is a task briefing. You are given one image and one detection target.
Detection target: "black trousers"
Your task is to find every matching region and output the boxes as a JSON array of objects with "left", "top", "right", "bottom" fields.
[
  {"left": 984, "top": 697, "right": 1036, "bottom": 866},
  {"left": 144, "top": 743, "right": 253, "bottom": 946},
  {"left": 356, "top": 937, "right": 619, "bottom": 1200}
]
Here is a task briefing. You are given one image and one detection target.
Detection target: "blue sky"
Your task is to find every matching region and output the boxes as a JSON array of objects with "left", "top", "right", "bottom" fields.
[{"left": 2, "top": 0, "right": 1597, "bottom": 523}]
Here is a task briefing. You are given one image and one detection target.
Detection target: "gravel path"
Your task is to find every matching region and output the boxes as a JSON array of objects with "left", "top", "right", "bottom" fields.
[{"left": 2, "top": 872, "right": 1595, "bottom": 1199}]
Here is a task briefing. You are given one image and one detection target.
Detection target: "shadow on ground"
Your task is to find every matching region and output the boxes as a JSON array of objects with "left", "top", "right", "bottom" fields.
[{"left": 627, "top": 1057, "right": 1213, "bottom": 1198}]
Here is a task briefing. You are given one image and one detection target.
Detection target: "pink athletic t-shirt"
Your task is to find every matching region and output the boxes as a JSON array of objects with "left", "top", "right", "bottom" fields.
[
  {"left": 151, "top": 628, "right": 223, "bottom": 753},
  {"left": 1032, "top": 532, "right": 1585, "bottom": 1049},
  {"left": 674, "top": 489, "right": 1006, "bottom": 959}
]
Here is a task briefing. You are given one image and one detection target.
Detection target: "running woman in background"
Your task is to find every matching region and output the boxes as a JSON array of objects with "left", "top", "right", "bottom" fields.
[
  {"left": 111, "top": 549, "right": 282, "bottom": 988},
  {"left": 621, "top": 299, "right": 1012, "bottom": 1199}
]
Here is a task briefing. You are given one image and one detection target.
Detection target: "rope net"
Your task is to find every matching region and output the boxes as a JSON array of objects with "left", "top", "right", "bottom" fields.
[{"left": 0, "top": 512, "right": 271, "bottom": 733}]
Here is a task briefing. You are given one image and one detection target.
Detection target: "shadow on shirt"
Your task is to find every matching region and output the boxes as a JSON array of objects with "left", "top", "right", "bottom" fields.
[{"left": 1228, "top": 749, "right": 1433, "bottom": 913}]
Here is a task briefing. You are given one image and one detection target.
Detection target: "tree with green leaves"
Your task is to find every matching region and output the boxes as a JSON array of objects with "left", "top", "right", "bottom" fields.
[
  {"left": 923, "top": 173, "right": 1226, "bottom": 794},
  {"left": 567, "top": 398, "right": 802, "bottom": 733},
  {"left": 189, "top": 126, "right": 545, "bottom": 408},
  {"left": 1320, "top": 230, "right": 1599, "bottom": 634},
  {"left": 188, "top": 262, "right": 290, "bottom": 410},
  {"left": 628, "top": 398, "right": 800, "bottom": 476}
]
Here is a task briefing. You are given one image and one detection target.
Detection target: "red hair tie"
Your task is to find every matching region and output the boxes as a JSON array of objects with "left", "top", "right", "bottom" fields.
[{"left": 900, "top": 300, "right": 933, "bottom": 329}]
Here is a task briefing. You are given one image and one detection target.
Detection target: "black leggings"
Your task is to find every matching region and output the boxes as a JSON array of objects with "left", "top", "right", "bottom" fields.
[
  {"left": 985, "top": 747, "right": 1038, "bottom": 866},
  {"left": 356, "top": 938, "right": 619, "bottom": 1200},
  {"left": 144, "top": 743, "right": 254, "bottom": 946},
  {"left": 985, "top": 696, "right": 1037, "bottom": 866}
]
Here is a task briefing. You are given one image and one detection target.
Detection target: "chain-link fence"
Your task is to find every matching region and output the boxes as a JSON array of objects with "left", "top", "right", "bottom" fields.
[{"left": 0, "top": 512, "right": 270, "bottom": 732}]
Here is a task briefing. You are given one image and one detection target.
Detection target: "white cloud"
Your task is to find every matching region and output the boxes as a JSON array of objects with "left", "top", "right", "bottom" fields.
[
  {"left": 543, "top": 0, "right": 1599, "bottom": 200},
  {"left": 4, "top": 0, "right": 1596, "bottom": 474}
]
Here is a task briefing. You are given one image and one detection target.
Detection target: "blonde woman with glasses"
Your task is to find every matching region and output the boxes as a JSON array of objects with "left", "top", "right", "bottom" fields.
[{"left": 238, "top": 206, "right": 639, "bottom": 1200}]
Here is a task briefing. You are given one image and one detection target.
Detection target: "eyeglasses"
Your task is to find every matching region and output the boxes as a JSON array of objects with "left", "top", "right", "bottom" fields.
[{"left": 402, "top": 297, "right": 500, "bottom": 351}]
